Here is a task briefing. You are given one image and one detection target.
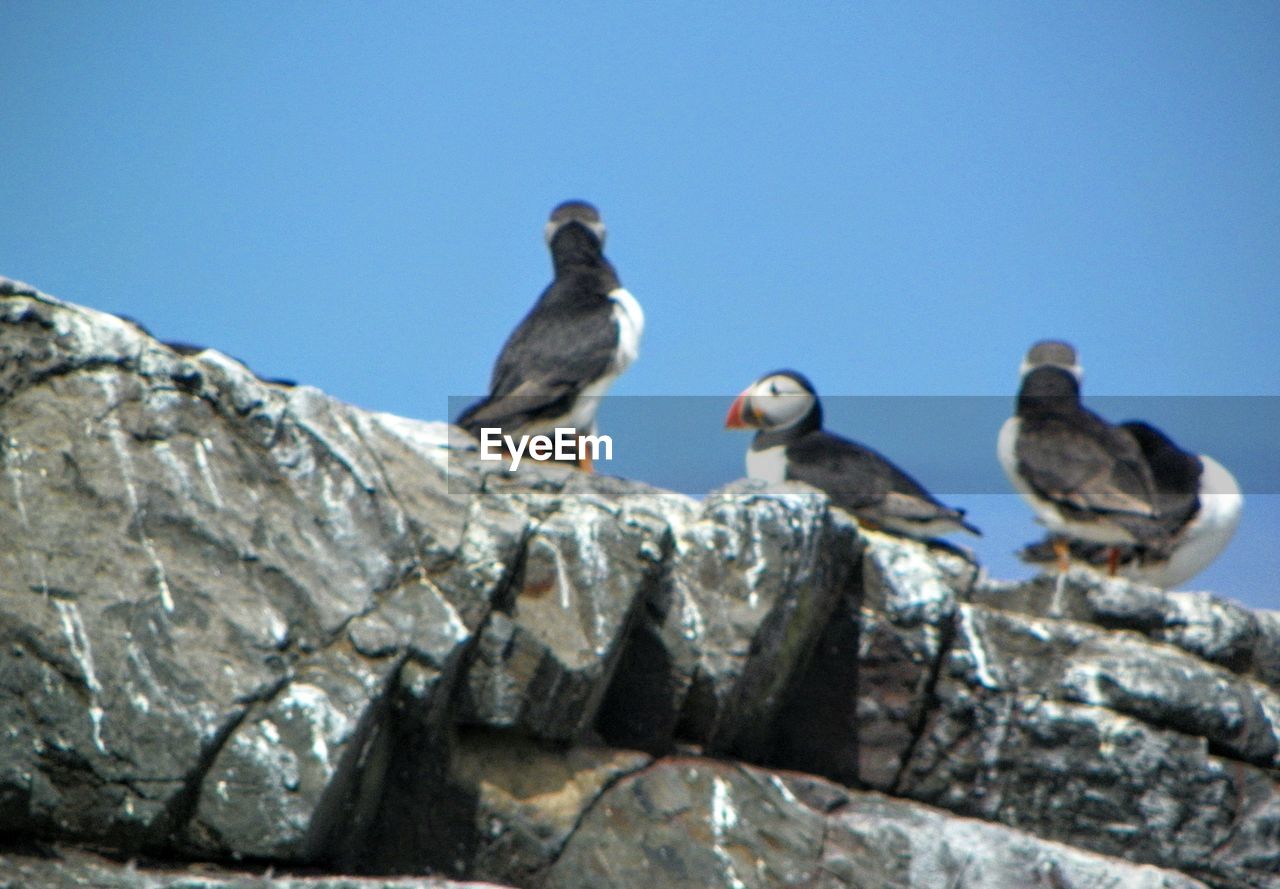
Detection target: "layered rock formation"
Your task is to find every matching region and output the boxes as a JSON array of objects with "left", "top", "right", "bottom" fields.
[{"left": 1, "top": 280, "right": 1277, "bottom": 888}]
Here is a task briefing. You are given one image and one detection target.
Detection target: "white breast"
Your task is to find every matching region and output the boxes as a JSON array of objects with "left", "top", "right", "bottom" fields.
[
  {"left": 1136, "top": 454, "right": 1243, "bottom": 588},
  {"left": 746, "top": 443, "right": 788, "bottom": 484},
  {"left": 558, "top": 287, "right": 644, "bottom": 434},
  {"left": 997, "top": 416, "right": 1055, "bottom": 524},
  {"left": 608, "top": 287, "right": 644, "bottom": 373}
]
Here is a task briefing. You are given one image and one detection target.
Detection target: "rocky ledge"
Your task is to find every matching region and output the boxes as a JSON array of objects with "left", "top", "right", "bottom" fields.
[{"left": 0, "top": 281, "right": 1277, "bottom": 889}]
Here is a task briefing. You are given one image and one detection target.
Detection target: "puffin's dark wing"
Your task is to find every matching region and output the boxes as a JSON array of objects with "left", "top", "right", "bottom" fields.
[
  {"left": 1119, "top": 420, "right": 1200, "bottom": 531},
  {"left": 783, "top": 431, "right": 888, "bottom": 509},
  {"left": 787, "top": 432, "right": 978, "bottom": 534},
  {"left": 785, "top": 431, "right": 950, "bottom": 514},
  {"left": 871, "top": 481, "right": 979, "bottom": 535},
  {"left": 488, "top": 293, "right": 618, "bottom": 398},
  {"left": 877, "top": 490, "right": 972, "bottom": 525},
  {"left": 458, "top": 273, "right": 618, "bottom": 433},
  {"left": 1015, "top": 413, "right": 1156, "bottom": 517},
  {"left": 456, "top": 377, "right": 582, "bottom": 432}
]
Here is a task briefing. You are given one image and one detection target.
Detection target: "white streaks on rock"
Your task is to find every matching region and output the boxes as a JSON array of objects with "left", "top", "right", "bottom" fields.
[
  {"left": 710, "top": 775, "right": 748, "bottom": 889},
  {"left": 193, "top": 437, "right": 224, "bottom": 507},
  {"left": 5, "top": 437, "right": 50, "bottom": 595},
  {"left": 958, "top": 606, "right": 1000, "bottom": 690},
  {"left": 96, "top": 377, "right": 174, "bottom": 612},
  {"left": 54, "top": 600, "right": 106, "bottom": 754},
  {"left": 278, "top": 682, "right": 354, "bottom": 781}
]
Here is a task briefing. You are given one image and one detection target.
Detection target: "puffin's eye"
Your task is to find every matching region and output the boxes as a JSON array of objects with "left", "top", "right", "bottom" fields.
[{"left": 768, "top": 382, "right": 779, "bottom": 395}]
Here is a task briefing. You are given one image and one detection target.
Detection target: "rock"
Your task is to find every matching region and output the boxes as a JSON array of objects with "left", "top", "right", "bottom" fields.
[
  {"left": 0, "top": 291, "right": 511, "bottom": 863},
  {"left": 0, "top": 844, "right": 515, "bottom": 888},
  {"left": 972, "top": 570, "right": 1280, "bottom": 689},
  {"left": 898, "top": 601, "right": 1280, "bottom": 888},
  {"left": 853, "top": 530, "right": 977, "bottom": 790},
  {"left": 591, "top": 479, "right": 884, "bottom": 791},
  {"left": 2, "top": 284, "right": 1278, "bottom": 889},
  {"left": 455, "top": 482, "right": 674, "bottom": 741},
  {"left": 754, "top": 527, "right": 978, "bottom": 790},
  {"left": 448, "top": 729, "right": 650, "bottom": 885},
  {"left": 543, "top": 758, "right": 1211, "bottom": 889}
]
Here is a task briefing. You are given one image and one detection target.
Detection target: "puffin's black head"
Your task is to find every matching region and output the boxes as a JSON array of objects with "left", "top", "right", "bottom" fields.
[
  {"left": 544, "top": 200, "right": 606, "bottom": 248},
  {"left": 1020, "top": 339, "right": 1082, "bottom": 382},
  {"left": 725, "top": 369, "right": 822, "bottom": 433},
  {"left": 1015, "top": 365, "right": 1084, "bottom": 424},
  {"left": 1015, "top": 339, "right": 1085, "bottom": 413}
]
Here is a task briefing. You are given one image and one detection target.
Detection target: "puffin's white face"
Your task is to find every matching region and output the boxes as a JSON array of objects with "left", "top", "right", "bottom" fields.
[{"left": 729, "top": 373, "right": 815, "bottom": 431}]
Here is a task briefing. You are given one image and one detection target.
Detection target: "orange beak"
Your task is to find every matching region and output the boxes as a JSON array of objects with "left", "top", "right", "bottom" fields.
[{"left": 725, "top": 390, "right": 754, "bottom": 429}]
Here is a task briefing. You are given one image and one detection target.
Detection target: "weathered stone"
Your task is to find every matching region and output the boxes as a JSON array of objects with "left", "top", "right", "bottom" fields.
[
  {"left": 596, "top": 481, "right": 860, "bottom": 766},
  {"left": 759, "top": 527, "right": 979, "bottom": 791},
  {"left": 899, "top": 601, "right": 1280, "bottom": 887},
  {"left": 972, "top": 569, "right": 1280, "bottom": 690},
  {"left": 817, "top": 789, "right": 1212, "bottom": 889},
  {"left": 0, "top": 844, "right": 515, "bottom": 888},
  {"left": 449, "top": 729, "right": 650, "bottom": 885},
  {"left": 3, "top": 285, "right": 1278, "bottom": 889},
  {"left": 187, "top": 649, "right": 397, "bottom": 860},
  {"left": 543, "top": 758, "right": 828, "bottom": 889},
  {"left": 0, "top": 292, "right": 503, "bottom": 862},
  {"left": 1086, "top": 580, "right": 1280, "bottom": 687},
  {"left": 1256, "top": 611, "right": 1280, "bottom": 690},
  {"left": 678, "top": 484, "right": 860, "bottom": 762},
  {"left": 457, "top": 489, "right": 671, "bottom": 741},
  {"left": 968, "top": 569, "right": 1101, "bottom": 623},
  {"left": 953, "top": 604, "right": 1280, "bottom": 767},
  {"left": 856, "top": 530, "right": 976, "bottom": 791},
  {"left": 543, "top": 759, "right": 1211, "bottom": 889}
]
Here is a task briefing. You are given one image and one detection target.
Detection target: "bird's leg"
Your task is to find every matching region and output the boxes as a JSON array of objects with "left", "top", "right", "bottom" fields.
[
  {"left": 1106, "top": 546, "right": 1120, "bottom": 577},
  {"left": 1050, "top": 567, "right": 1068, "bottom": 618},
  {"left": 1052, "top": 537, "right": 1070, "bottom": 573},
  {"left": 574, "top": 431, "right": 594, "bottom": 472}
]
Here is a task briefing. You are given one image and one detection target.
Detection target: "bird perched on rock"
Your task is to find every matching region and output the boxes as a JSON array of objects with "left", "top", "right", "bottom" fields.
[
  {"left": 725, "top": 369, "right": 980, "bottom": 540},
  {"left": 456, "top": 201, "right": 644, "bottom": 470},
  {"left": 1018, "top": 418, "right": 1242, "bottom": 587},
  {"left": 997, "top": 340, "right": 1165, "bottom": 571}
]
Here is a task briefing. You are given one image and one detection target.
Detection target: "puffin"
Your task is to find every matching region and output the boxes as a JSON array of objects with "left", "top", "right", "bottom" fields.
[
  {"left": 997, "top": 340, "right": 1164, "bottom": 570},
  {"left": 725, "top": 370, "right": 980, "bottom": 540},
  {"left": 456, "top": 201, "right": 644, "bottom": 469},
  {"left": 1018, "top": 419, "right": 1242, "bottom": 587}
]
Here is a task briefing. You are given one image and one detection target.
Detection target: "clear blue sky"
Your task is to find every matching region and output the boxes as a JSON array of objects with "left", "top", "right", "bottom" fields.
[{"left": 5, "top": 3, "right": 1277, "bottom": 608}]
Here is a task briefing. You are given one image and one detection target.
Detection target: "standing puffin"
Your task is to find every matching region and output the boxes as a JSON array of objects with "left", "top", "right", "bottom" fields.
[
  {"left": 1018, "top": 419, "right": 1242, "bottom": 587},
  {"left": 456, "top": 201, "right": 644, "bottom": 469},
  {"left": 725, "top": 370, "right": 980, "bottom": 540},
  {"left": 997, "top": 340, "right": 1164, "bottom": 569}
]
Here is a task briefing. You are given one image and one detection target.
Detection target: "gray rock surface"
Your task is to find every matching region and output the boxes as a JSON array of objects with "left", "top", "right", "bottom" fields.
[
  {"left": 1, "top": 285, "right": 1277, "bottom": 889},
  {"left": 0, "top": 845, "right": 511, "bottom": 889},
  {"left": 545, "top": 758, "right": 1212, "bottom": 889}
]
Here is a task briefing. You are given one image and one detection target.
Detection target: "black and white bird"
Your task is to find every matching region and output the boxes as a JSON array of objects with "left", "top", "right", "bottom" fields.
[
  {"left": 725, "top": 370, "right": 980, "bottom": 540},
  {"left": 1018, "top": 419, "right": 1242, "bottom": 587},
  {"left": 456, "top": 201, "right": 644, "bottom": 468},
  {"left": 997, "top": 340, "right": 1166, "bottom": 569}
]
